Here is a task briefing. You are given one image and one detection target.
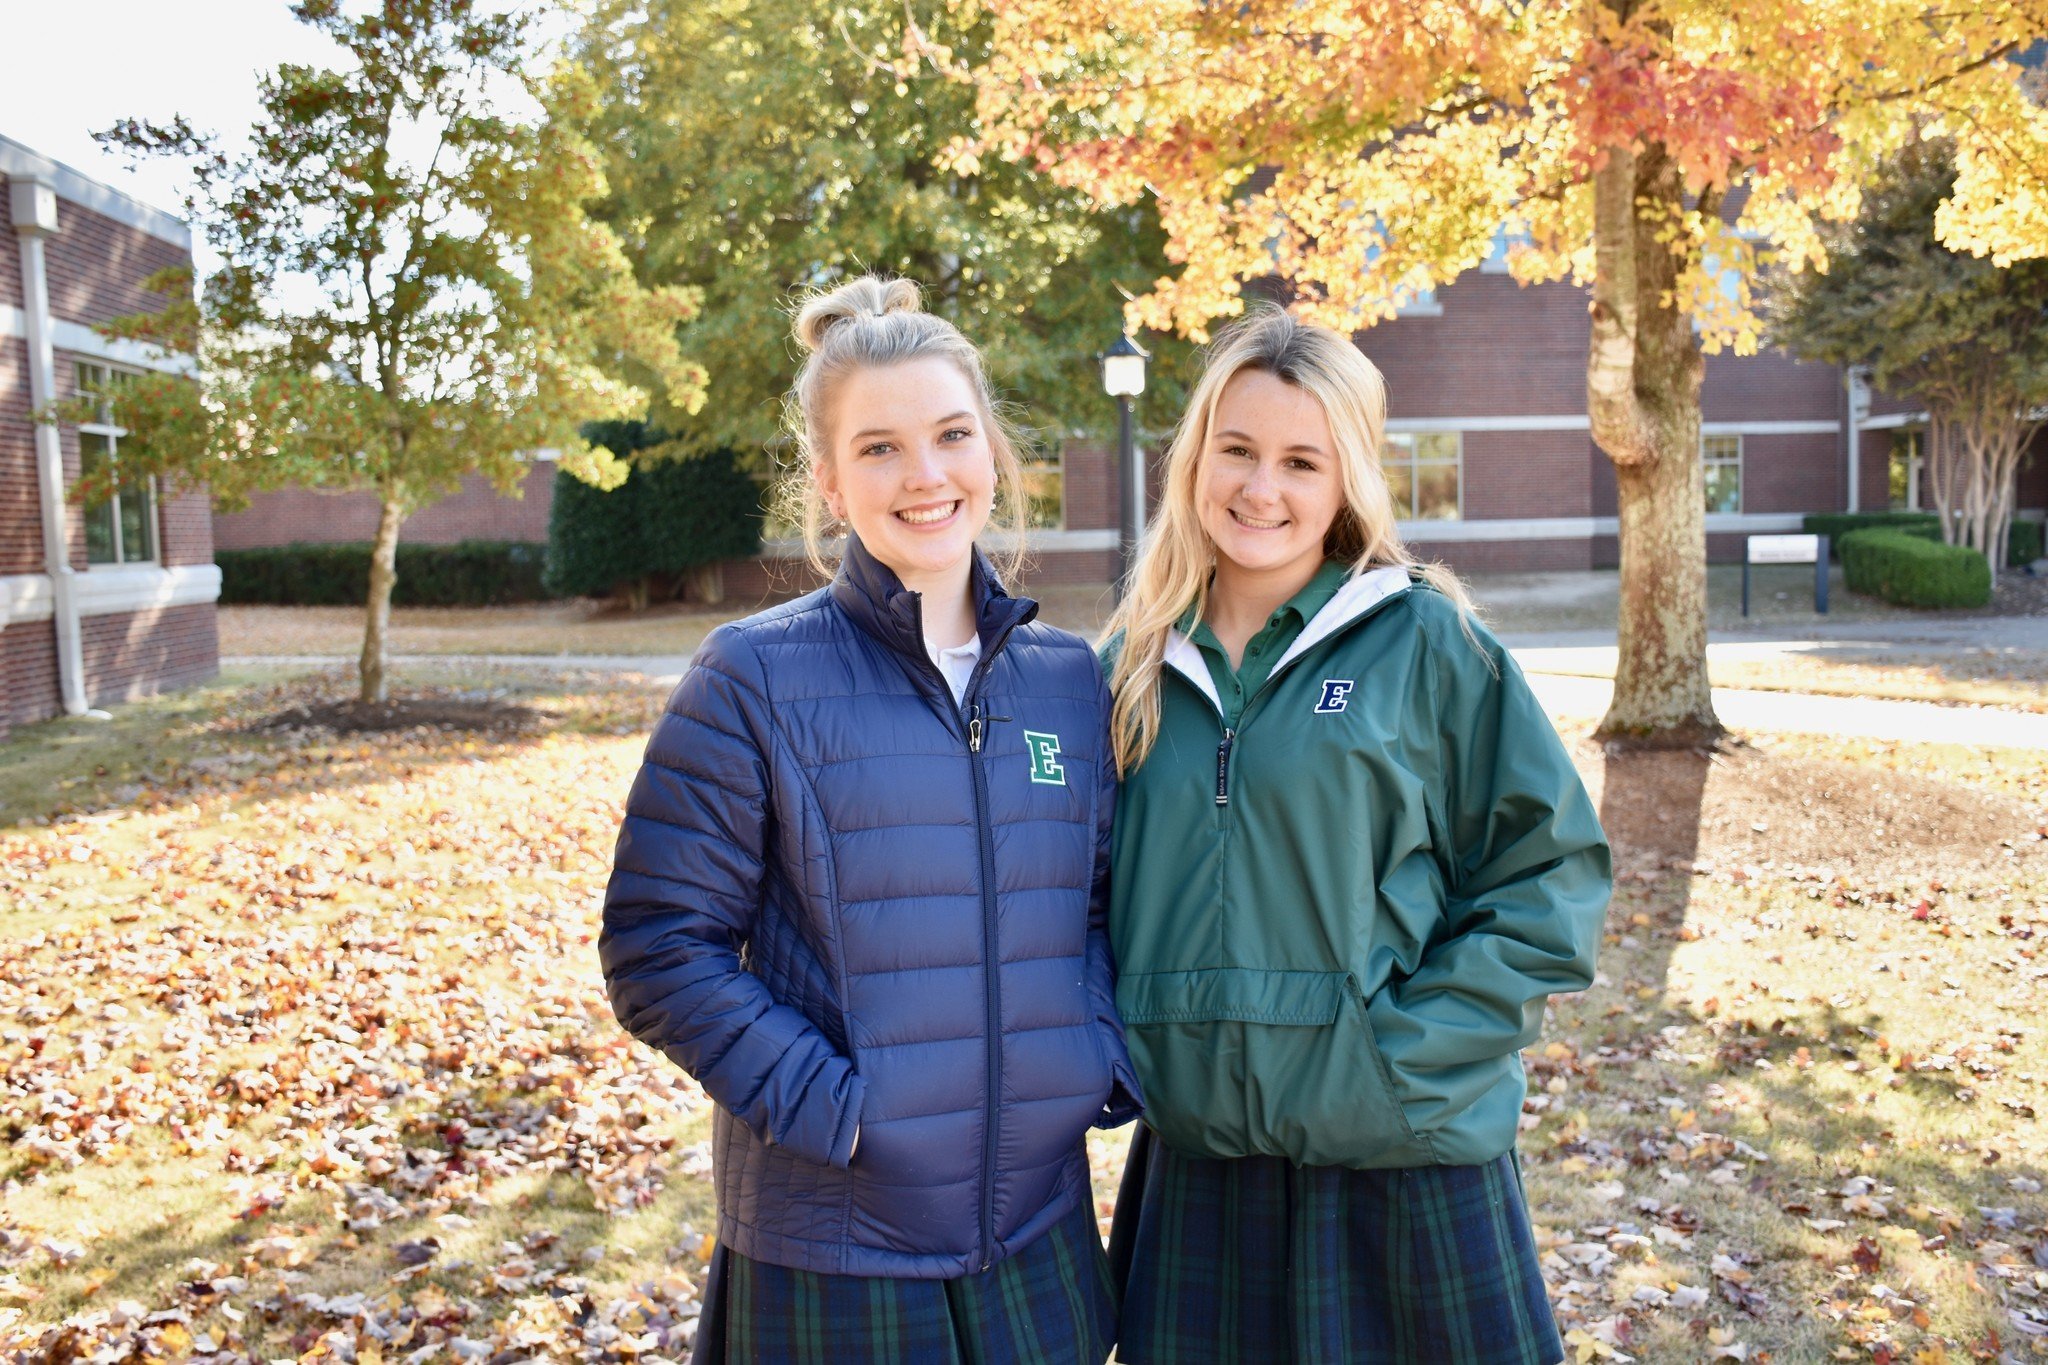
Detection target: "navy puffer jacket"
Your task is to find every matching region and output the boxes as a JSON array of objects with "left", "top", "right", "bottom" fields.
[{"left": 601, "top": 536, "right": 1141, "bottom": 1278}]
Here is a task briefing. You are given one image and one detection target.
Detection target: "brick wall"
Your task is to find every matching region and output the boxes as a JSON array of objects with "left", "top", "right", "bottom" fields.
[
  {"left": 2, "top": 618, "right": 57, "bottom": 727},
  {"left": 1741, "top": 432, "right": 1842, "bottom": 513},
  {"left": 2020, "top": 431, "right": 2047, "bottom": 513},
  {"left": 42, "top": 204, "right": 187, "bottom": 329},
  {"left": 1408, "top": 537, "right": 1597, "bottom": 574},
  {"left": 1365, "top": 275, "right": 1590, "bottom": 421},
  {"left": 1, "top": 336, "right": 37, "bottom": 575},
  {"left": 1703, "top": 349, "right": 1843, "bottom": 422},
  {"left": 81, "top": 602, "right": 218, "bottom": 709},
  {"left": 1460, "top": 430, "right": 1597, "bottom": 520},
  {"left": 1060, "top": 439, "right": 1117, "bottom": 532},
  {"left": 214, "top": 463, "right": 557, "bottom": 550},
  {"left": 158, "top": 481, "right": 214, "bottom": 567},
  {"left": 0, "top": 229, "right": 21, "bottom": 312}
]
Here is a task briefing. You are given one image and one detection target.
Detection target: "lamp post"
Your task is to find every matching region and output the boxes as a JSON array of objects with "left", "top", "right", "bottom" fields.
[{"left": 1100, "top": 333, "right": 1149, "bottom": 594}]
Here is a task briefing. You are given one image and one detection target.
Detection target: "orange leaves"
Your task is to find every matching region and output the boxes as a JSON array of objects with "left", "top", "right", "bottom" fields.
[{"left": 966, "top": 0, "right": 2048, "bottom": 338}]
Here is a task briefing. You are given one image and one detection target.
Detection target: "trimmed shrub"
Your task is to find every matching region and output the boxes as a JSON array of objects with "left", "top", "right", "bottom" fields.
[
  {"left": 2008, "top": 518, "right": 2043, "bottom": 567},
  {"left": 1837, "top": 529, "right": 1991, "bottom": 609},
  {"left": 544, "top": 425, "right": 764, "bottom": 607},
  {"left": 1805, "top": 510, "right": 2043, "bottom": 567},
  {"left": 1803, "top": 512, "right": 1940, "bottom": 556},
  {"left": 218, "top": 541, "right": 551, "bottom": 606},
  {"left": 543, "top": 466, "right": 651, "bottom": 602}
]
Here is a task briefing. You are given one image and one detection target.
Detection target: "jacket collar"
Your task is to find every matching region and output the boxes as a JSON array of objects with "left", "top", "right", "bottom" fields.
[
  {"left": 830, "top": 533, "right": 1038, "bottom": 665},
  {"left": 1163, "top": 564, "right": 1415, "bottom": 714}
]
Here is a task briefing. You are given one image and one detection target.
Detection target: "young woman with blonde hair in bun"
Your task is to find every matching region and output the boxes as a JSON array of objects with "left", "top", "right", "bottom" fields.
[
  {"left": 600, "top": 275, "right": 1140, "bottom": 1364},
  {"left": 1101, "top": 305, "right": 1610, "bottom": 1364}
]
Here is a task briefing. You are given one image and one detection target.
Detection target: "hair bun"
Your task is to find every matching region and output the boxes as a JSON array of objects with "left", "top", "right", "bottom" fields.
[{"left": 793, "top": 275, "right": 923, "bottom": 353}]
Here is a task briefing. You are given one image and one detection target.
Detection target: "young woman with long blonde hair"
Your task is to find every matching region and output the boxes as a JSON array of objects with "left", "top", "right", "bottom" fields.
[{"left": 1101, "top": 305, "right": 1610, "bottom": 1364}]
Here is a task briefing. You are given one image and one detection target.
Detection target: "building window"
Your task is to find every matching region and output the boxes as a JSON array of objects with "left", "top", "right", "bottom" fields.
[
  {"left": 1702, "top": 433, "right": 1742, "bottom": 514},
  {"left": 1019, "top": 450, "right": 1064, "bottom": 530},
  {"left": 1381, "top": 431, "right": 1461, "bottom": 520},
  {"left": 1889, "top": 428, "right": 1924, "bottom": 511},
  {"left": 74, "top": 362, "right": 157, "bottom": 565}
]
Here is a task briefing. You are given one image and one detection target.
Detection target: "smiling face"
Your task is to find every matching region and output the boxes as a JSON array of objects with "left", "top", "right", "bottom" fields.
[
  {"left": 1196, "top": 368, "right": 1347, "bottom": 595},
  {"left": 814, "top": 356, "right": 998, "bottom": 597}
]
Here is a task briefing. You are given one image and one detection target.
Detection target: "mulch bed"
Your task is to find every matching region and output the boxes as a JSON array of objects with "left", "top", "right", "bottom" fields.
[
  {"left": 255, "top": 696, "right": 551, "bottom": 736},
  {"left": 1579, "top": 738, "right": 2041, "bottom": 881},
  {"left": 1992, "top": 569, "right": 2048, "bottom": 617}
]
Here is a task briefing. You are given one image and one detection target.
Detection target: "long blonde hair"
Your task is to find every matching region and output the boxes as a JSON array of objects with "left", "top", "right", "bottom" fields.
[
  {"left": 1103, "top": 305, "right": 1480, "bottom": 775},
  {"left": 778, "top": 275, "right": 1030, "bottom": 581}
]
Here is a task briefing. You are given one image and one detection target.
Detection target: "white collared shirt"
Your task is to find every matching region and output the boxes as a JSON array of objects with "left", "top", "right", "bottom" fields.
[{"left": 925, "top": 632, "right": 983, "bottom": 706}]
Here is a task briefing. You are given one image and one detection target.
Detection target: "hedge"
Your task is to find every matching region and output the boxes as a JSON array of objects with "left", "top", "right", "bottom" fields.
[
  {"left": 544, "top": 435, "right": 763, "bottom": 604},
  {"left": 1803, "top": 511, "right": 2043, "bottom": 567},
  {"left": 1837, "top": 529, "right": 1991, "bottom": 609},
  {"left": 2010, "top": 518, "right": 2044, "bottom": 566},
  {"left": 217, "top": 540, "right": 552, "bottom": 606}
]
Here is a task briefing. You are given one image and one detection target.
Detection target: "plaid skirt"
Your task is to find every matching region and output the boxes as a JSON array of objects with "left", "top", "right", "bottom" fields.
[
  {"left": 1108, "top": 1126, "right": 1562, "bottom": 1365},
  {"left": 689, "top": 1195, "right": 1116, "bottom": 1365}
]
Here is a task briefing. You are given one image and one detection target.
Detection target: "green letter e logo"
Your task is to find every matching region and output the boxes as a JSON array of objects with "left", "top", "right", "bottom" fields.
[{"left": 1023, "top": 730, "right": 1065, "bottom": 786}]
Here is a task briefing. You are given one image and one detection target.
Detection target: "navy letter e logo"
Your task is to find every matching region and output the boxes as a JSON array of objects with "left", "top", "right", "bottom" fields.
[{"left": 1315, "top": 679, "right": 1355, "bottom": 714}]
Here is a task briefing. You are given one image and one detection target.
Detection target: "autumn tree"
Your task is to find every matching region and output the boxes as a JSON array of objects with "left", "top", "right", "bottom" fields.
[
  {"left": 561, "top": 0, "right": 1187, "bottom": 458},
  {"left": 961, "top": 2, "right": 2048, "bottom": 741},
  {"left": 87, "top": 0, "right": 705, "bottom": 703},
  {"left": 1773, "top": 140, "right": 2048, "bottom": 577}
]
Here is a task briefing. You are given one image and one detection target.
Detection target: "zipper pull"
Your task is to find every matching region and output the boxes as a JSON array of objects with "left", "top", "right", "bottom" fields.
[
  {"left": 1215, "top": 727, "right": 1235, "bottom": 806},
  {"left": 968, "top": 703, "right": 984, "bottom": 753}
]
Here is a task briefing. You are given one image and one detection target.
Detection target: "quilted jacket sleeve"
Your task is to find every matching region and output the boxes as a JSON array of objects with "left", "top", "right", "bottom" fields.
[
  {"left": 1087, "top": 668, "right": 1144, "bottom": 1128},
  {"left": 600, "top": 626, "right": 864, "bottom": 1169},
  {"left": 1367, "top": 607, "right": 1611, "bottom": 1075}
]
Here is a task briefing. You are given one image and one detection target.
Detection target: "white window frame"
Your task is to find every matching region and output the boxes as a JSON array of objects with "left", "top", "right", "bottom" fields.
[
  {"left": 1702, "top": 432, "right": 1743, "bottom": 514},
  {"left": 1019, "top": 447, "right": 1065, "bottom": 531},
  {"left": 1382, "top": 430, "right": 1464, "bottom": 521},
  {"left": 1889, "top": 427, "right": 1925, "bottom": 512},
  {"left": 73, "top": 361, "right": 159, "bottom": 567}
]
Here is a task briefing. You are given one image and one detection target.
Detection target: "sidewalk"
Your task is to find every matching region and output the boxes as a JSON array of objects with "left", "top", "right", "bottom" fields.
[
  {"left": 1521, "top": 672, "right": 2048, "bottom": 749},
  {"left": 226, "top": 624, "right": 2048, "bottom": 748}
]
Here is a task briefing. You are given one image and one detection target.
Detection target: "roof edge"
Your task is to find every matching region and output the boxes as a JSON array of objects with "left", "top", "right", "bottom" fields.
[{"left": 0, "top": 134, "right": 192, "bottom": 251}]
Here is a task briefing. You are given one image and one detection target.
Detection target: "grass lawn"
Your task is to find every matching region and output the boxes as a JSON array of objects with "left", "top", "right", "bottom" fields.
[{"left": 2, "top": 665, "right": 2045, "bottom": 1363}]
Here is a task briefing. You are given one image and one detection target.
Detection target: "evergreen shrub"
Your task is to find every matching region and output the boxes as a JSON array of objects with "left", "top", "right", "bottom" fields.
[
  {"left": 544, "top": 426, "right": 763, "bottom": 606},
  {"left": 218, "top": 541, "right": 550, "bottom": 606},
  {"left": 1837, "top": 529, "right": 1991, "bottom": 609}
]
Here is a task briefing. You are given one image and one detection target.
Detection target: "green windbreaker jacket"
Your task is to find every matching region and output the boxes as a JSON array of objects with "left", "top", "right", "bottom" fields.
[{"left": 1109, "top": 567, "right": 1610, "bottom": 1169}]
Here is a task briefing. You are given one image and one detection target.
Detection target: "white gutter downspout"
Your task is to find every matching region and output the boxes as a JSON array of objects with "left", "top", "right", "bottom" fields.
[
  {"left": 12, "top": 175, "right": 89, "bottom": 715},
  {"left": 1844, "top": 365, "right": 1871, "bottom": 516}
]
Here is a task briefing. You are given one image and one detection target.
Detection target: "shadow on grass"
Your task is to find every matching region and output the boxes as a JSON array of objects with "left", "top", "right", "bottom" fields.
[{"left": 1597, "top": 743, "right": 1713, "bottom": 1000}]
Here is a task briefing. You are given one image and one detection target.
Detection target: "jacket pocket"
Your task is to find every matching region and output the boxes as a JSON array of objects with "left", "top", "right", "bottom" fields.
[{"left": 1118, "top": 968, "right": 1430, "bottom": 1169}]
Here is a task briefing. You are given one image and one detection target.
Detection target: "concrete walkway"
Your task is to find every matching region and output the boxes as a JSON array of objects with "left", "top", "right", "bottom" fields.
[
  {"left": 225, "top": 627, "right": 2048, "bottom": 748},
  {"left": 1522, "top": 673, "right": 2048, "bottom": 749}
]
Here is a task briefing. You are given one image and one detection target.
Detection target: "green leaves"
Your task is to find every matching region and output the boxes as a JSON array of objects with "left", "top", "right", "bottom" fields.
[
  {"left": 89, "top": 0, "right": 706, "bottom": 510},
  {"left": 558, "top": 0, "right": 1188, "bottom": 459}
]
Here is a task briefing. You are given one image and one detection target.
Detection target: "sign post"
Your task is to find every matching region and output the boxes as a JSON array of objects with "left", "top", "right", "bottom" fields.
[{"left": 1743, "top": 533, "right": 1830, "bottom": 616}]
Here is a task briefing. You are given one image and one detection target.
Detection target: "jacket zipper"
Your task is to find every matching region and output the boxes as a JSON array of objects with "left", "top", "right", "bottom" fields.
[
  {"left": 907, "top": 597, "right": 1024, "bottom": 1273},
  {"left": 965, "top": 696, "right": 1001, "bottom": 1270},
  {"left": 1193, "top": 587, "right": 1412, "bottom": 806}
]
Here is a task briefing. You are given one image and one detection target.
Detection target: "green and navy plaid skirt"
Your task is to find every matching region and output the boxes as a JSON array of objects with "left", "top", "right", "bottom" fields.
[
  {"left": 688, "top": 1195, "right": 1115, "bottom": 1365},
  {"left": 1107, "top": 1126, "right": 1562, "bottom": 1365}
]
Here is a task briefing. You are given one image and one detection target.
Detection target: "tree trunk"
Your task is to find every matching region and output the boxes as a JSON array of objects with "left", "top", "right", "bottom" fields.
[
  {"left": 360, "top": 490, "right": 405, "bottom": 704},
  {"left": 685, "top": 561, "right": 725, "bottom": 605},
  {"left": 1586, "top": 142, "right": 1721, "bottom": 744}
]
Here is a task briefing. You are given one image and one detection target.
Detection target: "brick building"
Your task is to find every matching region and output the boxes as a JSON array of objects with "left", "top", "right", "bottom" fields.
[
  {"left": 2, "top": 135, "right": 216, "bottom": 737},
  {"left": 212, "top": 257, "right": 2047, "bottom": 590}
]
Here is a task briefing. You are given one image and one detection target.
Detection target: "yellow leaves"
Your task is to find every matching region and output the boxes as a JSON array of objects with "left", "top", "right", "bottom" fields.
[
  {"left": 972, "top": 0, "right": 2048, "bottom": 345},
  {"left": 155, "top": 1320, "right": 192, "bottom": 1357},
  {"left": 1935, "top": 79, "right": 2048, "bottom": 265}
]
